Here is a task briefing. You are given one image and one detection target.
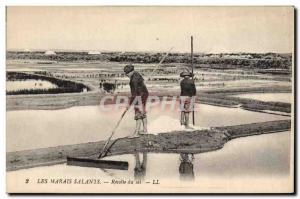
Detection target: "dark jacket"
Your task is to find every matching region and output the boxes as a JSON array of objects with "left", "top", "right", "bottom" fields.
[
  {"left": 180, "top": 78, "right": 196, "bottom": 96},
  {"left": 129, "top": 71, "right": 148, "bottom": 104}
]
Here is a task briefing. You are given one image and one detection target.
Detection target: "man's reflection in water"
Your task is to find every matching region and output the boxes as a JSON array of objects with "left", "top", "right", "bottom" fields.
[
  {"left": 134, "top": 152, "right": 147, "bottom": 181},
  {"left": 179, "top": 153, "right": 195, "bottom": 181}
]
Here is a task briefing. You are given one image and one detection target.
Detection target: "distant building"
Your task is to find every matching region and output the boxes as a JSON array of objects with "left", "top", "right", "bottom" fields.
[
  {"left": 44, "top": 50, "right": 56, "bottom": 55},
  {"left": 88, "top": 51, "right": 101, "bottom": 55}
]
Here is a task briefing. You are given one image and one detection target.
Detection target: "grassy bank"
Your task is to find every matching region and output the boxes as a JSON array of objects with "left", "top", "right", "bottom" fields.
[{"left": 7, "top": 72, "right": 90, "bottom": 95}]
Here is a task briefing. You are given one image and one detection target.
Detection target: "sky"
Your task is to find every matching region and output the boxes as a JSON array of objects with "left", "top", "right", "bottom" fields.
[{"left": 6, "top": 6, "right": 294, "bottom": 53}]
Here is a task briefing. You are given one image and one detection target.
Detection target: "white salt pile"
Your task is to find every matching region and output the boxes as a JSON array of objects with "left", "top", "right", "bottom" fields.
[{"left": 148, "top": 116, "right": 210, "bottom": 135}]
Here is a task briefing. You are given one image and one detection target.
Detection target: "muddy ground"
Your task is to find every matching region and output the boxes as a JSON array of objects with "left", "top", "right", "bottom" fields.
[
  {"left": 6, "top": 85, "right": 292, "bottom": 116},
  {"left": 7, "top": 119, "right": 291, "bottom": 171}
]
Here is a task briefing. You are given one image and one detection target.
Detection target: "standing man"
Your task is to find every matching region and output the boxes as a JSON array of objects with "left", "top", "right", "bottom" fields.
[
  {"left": 124, "top": 64, "right": 149, "bottom": 138},
  {"left": 180, "top": 71, "right": 196, "bottom": 129}
]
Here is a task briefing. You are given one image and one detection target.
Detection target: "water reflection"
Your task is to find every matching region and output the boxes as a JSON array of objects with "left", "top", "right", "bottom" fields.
[
  {"left": 133, "top": 152, "right": 147, "bottom": 181},
  {"left": 132, "top": 152, "right": 195, "bottom": 182},
  {"left": 179, "top": 153, "right": 195, "bottom": 181}
]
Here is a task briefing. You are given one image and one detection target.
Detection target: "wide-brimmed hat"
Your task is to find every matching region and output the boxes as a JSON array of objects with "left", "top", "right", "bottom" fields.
[
  {"left": 180, "top": 71, "right": 192, "bottom": 77},
  {"left": 124, "top": 64, "right": 134, "bottom": 74}
]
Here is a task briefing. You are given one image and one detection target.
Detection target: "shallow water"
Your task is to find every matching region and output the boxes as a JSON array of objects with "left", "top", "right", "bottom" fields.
[
  {"left": 6, "top": 68, "right": 43, "bottom": 72},
  {"left": 6, "top": 80, "right": 57, "bottom": 92},
  {"left": 7, "top": 131, "right": 292, "bottom": 193},
  {"left": 7, "top": 102, "right": 289, "bottom": 152},
  {"left": 234, "top": 93, "right": 292, "bottom": 103},
  {"left": 62, "top": 68, "right": 107, "bottom": 71}
]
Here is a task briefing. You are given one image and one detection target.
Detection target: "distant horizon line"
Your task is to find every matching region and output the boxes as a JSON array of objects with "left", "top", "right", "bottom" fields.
[{"left": 6, "top": 48, "right": 292, "bottom": 55}]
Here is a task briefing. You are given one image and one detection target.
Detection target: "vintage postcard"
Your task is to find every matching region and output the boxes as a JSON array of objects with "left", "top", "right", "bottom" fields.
[{"left": 6, "top": 6, "right": 294, "bottom": 193}]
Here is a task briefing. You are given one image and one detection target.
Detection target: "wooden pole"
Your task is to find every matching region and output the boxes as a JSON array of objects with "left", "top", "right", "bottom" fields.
[
  {"left": 191, "top": 36, "right": 194, "bottom": 74},
  {"left": 98, "top": 108, "right": 128, "bottom": 158},
  {"left": 191, "top": 36, "right": 195, "bottom": 126}
]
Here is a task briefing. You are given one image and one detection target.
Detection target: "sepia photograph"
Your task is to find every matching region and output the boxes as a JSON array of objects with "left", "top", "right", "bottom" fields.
[{"left": 5, "top": 6, "right": 294, "bottom": 193}]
